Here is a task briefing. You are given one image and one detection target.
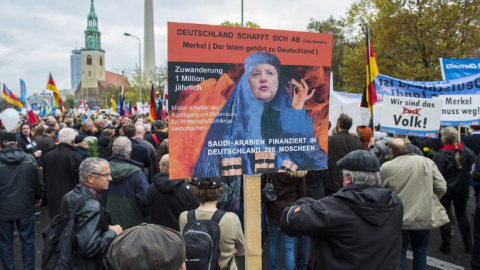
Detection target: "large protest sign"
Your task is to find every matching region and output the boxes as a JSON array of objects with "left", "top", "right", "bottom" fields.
[
  {"left": 373, "top": 73, "right": 480, "bottom": 127},
  {"left": 168, "top": 22, "right": 332, "bottom": 179},
  {"left": 440, "top": 58, "right": 480, "bottom": 80},
  {"left": 435, "top": 95, "right": 480, "bottom": 126},
  {"left": 380, "top": 96, "right": 443, "bottom": 138},
  {"left": 374, "top": 73, "right": 480, "bottom": 101}
]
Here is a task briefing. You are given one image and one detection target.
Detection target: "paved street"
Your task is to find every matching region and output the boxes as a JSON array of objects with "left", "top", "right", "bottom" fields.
[{"left": 6, "top": 187, "right": 477, "bottom": 270}]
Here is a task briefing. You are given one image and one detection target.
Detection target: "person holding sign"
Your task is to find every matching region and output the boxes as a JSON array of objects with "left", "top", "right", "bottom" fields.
[{"left": 193, "top": 52, "right": 327, "bottom": 177}]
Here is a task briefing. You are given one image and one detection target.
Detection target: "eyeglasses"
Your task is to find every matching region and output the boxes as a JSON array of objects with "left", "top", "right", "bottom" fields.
[{"left": 91, "top": 172, "right": 111, "bottom": 177}]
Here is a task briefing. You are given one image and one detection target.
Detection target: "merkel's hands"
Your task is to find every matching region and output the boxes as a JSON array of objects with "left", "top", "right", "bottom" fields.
[{"left": 291, "top": 78, "right": 315, "bottom": 110}]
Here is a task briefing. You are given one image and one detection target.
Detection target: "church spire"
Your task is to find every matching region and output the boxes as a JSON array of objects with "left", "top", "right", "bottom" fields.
[
  {"left": 87, "top": 0, "right": 98, "bottom": 30},
  {"left": 83, "top": 0, "right": 103, "bottom": 51}
]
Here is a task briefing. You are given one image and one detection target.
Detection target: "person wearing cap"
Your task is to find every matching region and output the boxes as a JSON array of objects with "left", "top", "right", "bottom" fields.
[
  {"left": 145, "top": 120, "right": 168, "bottom": 148},
  {"left": 179, "top": 177, "right": 245, "bottom": 270},
  {"left": 280, "top": 150, "right": 403, "bottom": 270},
  {"left": 380, "top": 138, "right": 449, "bottom": 270},
  {"left": 147, "top": 154, "right": 198, "bottom": 231},
  {"left": 107, "top": 223, "right": 186, "bottom": 270},
  {"left": 326, "top": 114, "right": 363, "bottom": 196},
  {"left": 0, "top": 133, "right": 43, "bottom": 270},
  {"left": 74, "top": 135, "right": 89, "bottom": 159},
  {"left": 59, "top": 157, "right": 123, "bottom": 269}
]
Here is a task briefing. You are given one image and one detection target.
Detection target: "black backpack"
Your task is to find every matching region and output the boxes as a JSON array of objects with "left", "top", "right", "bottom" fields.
[
  {"left": 42, "top": 194, "right": 92, "bottom": 270},
  {"left": 183, "top": 209, "right": 227, "bottom": 270}
]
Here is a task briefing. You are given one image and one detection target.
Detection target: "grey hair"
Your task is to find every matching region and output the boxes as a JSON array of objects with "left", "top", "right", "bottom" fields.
[
  {"left": 143, "top": 123, "right": 151, "bottom": 132},
  {"left": 112, "top": 136, "right": 132, "bottom": 157},
  {"left": 343, "top": 169, "right": 382, "bottom": 187},
  {"left": 58, "top": 128, "right": 76, "bottom": 144},
  {"left": 79, "top": 158, "right": 108, "bottom": 183}
]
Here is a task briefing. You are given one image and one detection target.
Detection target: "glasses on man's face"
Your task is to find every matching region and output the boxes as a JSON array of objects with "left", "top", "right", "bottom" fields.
[{"left": 91, "top": 172, "right": 111, "bottom": 178}]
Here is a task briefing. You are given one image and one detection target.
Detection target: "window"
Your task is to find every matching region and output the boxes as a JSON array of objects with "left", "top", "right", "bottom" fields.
[
  {"left": 89, "top": 71, "right": 91, "bottom": 77},
  {"left": 87, "top": 55, "right": 92, "bottom": 65},
  {"left": 100, "top": 56, "right": 103, "bottom": 66}
]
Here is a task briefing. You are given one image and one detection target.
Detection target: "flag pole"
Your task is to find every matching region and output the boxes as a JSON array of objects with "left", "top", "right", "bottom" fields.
[{"left": 366, "top": 25, "right": 375, "bottom": 138}]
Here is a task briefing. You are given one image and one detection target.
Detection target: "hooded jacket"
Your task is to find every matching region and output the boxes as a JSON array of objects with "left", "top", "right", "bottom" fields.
[
  {"left": 147, "top": 173, "right": 198, "bottom": 231},
  {"left": 104, "top": 157, "right": 149, "bottom": 230},
  {"left": 0, "top": 147, "right": 43, "bottom": 220},
  {"left": 96, "top": 136, "right": 111, "bottom": 160},
  {"left": 280, "top": 184, "right": 403, "bottom": 270},
  {"left": 433, "top": 144, "right": 476, "bottom": 193}
]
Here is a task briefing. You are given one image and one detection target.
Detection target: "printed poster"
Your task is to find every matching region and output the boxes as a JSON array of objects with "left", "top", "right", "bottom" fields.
[
  {"left": 435, "top": 95, "right": 480, "bottom": 126},
  {"left": 168, "top": 22, "right": 332, "bottom": 179},
  {"left": 440, "top": 58, "right": 480, "bottom": 80},
  {"left": 380, "top": 96, "right": 443, "bottom": 138}
]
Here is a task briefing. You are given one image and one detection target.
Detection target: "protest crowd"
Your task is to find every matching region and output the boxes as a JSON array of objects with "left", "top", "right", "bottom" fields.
[{"left": 0, "top": 108, "right": 478, "bottom": 270}]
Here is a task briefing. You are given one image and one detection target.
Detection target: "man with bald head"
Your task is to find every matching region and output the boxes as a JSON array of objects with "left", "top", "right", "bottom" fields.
[
  {"left": 78, "top": 119, "right": 95, "bottom": 137},
  {"left": 134, "top": 125, "right": 156, "bottom": 162},
  {"left": 380, "top": 138, "right": 449, "bottom": 270},
  {"left": 94, "top": 117, "right": 111, "bottom": 137}
]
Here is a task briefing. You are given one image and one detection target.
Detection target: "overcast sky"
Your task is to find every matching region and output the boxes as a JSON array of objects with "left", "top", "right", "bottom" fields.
[{"left": 0, "top": 0, "right": 353, "bottom": 95}]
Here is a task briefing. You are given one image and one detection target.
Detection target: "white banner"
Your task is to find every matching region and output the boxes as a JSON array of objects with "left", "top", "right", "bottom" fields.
[
  {"left": 435, "top": 95, "right": 480, "bottom": 126},
  {"left": 380, "top": 96, "right": 444, "bottom": 138}
]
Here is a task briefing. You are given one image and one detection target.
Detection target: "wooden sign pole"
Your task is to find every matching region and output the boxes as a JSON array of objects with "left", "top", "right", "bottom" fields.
[{"left": 243, "top": 174, "right": 262, "bottom": 269}]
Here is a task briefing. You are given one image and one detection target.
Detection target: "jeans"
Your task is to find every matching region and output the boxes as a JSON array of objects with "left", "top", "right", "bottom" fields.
[
  {"left": 0, "top": 215, "right": 36, "bottom": 270},
  {"left": 296, "top": 235, "right": 309, "bottom": 270},
  {"left": 440, "top": 189, "right": 472, "bottom": 250},
  {"left": 268, "top": 218, "right": 295, "bottom": 270},
  {"left": 401, "top": 230, "right": 430, "bottom": 270}
]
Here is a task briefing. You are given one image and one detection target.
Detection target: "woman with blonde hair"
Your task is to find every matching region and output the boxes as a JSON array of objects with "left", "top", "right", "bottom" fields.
[{"left": 433, "top": 126, "right": 476, "bottom": 255}]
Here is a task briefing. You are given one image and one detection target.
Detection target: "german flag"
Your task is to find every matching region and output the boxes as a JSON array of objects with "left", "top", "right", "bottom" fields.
[
  {"left": 111, "top": 95, "right": 116, "bottom": 114},
  {"left": 149, "top": 84, "right": 157, "bottom": 121},
  {"left": 46, "top": 73, "right": 64, "bottom": 115},
  {"left": 2, "top": 83, "right": 23, "bottom": 108},
  {"left": 361, "top": 26, "right": 379, "bottom": 112}
]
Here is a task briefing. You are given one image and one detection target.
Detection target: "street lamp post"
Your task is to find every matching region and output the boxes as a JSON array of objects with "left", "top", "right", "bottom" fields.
[{"left": 124, "top": 32, "right": 142, "bottom": 103}]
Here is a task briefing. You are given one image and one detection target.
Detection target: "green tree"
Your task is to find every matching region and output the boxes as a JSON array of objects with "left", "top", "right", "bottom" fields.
[
  {"left": 307, "top": 16, "right": 351, "bottom": 91},
  {"left": 221, "top": 21, "right": 260, "bottom": 28},
  {"left": 340, "top": 0, "right": 480, "bottom": 93},
  {"left": 64, "top": 95, "right": 75, "bottom": 110}
]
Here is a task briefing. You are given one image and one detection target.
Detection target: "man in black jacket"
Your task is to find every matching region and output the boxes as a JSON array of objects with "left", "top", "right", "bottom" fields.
[
  {"left": 43, "top": 128, "right": 83, "bottom": 218},
  {"left": 0, "top": 133, "right": 43, "bottom": 270},
  {"left": 147, "top": 154, "right": 198, "bottom": 231},
  {"left": 280, "top": 150, "right": 403, "bottom": 270},
  {"left": 59, "top": 157, "right": 122, "bottom": 269},
  {"left": 145, "top": 120, "right": 168, "bottom": 148},
  {"left": 326, "top": 114, "right": 363, "bottom": 195}
]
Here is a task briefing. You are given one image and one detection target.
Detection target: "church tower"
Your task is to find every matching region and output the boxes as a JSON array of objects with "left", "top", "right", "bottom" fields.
[{"left": 81, "top": 0, "right": 105, "bottom": 98}]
